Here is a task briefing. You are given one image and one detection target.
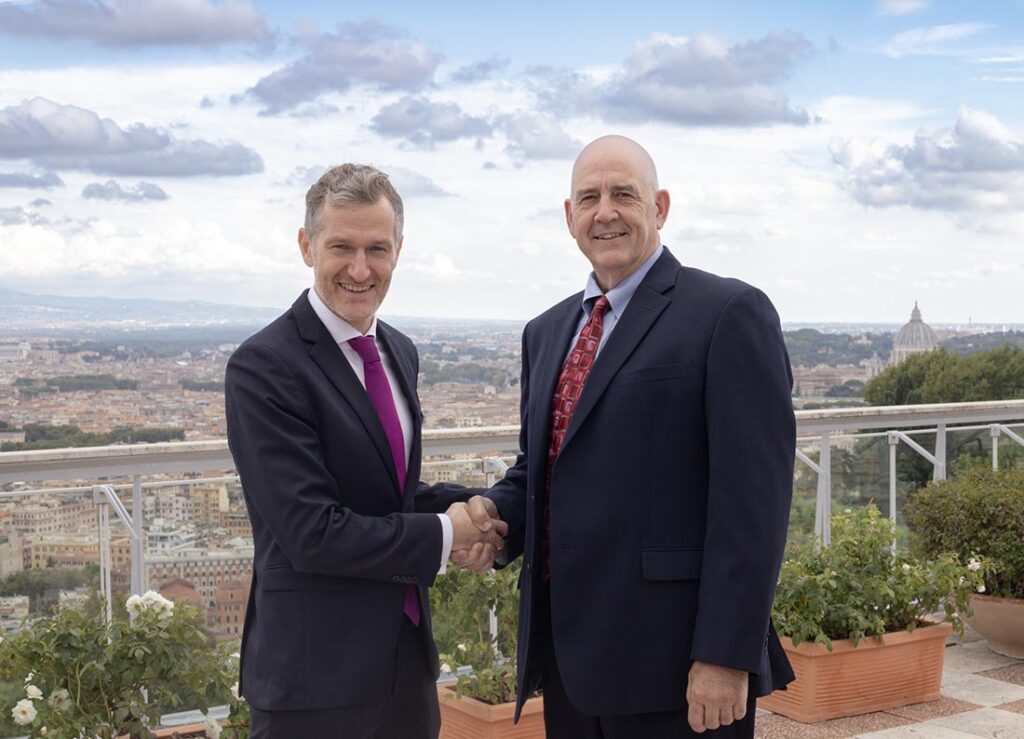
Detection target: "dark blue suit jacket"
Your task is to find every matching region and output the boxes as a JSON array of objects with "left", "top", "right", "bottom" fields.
[
  {"left": 225, "top": 291, "right": 472, "bottom": 712},
  {"left": 487, "top": 248, "right": 796, "bottom": 719}
]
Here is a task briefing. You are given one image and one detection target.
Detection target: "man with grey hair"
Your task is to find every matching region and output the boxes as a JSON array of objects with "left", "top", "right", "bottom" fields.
[{"left": 226, "top": 163, "right": 505, "bottom": 738}]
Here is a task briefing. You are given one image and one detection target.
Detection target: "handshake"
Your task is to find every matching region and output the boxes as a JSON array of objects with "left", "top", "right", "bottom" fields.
[{"left": 445, "top": 495, "right": 508, "bottom": 574}]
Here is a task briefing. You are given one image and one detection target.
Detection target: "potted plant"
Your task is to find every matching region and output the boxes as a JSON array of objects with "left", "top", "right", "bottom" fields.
[
  {"left": 905, "top": 467, "right": 1024, "bottom": 658},
  {"left": 762, "top": 504, "right": 986, "bottom": 723},
  {"left": 430, "top": 561, "right": 544, "bottom": 739},
  {"left": 0, "top": 591, "right": 249, "bottom": 739}
]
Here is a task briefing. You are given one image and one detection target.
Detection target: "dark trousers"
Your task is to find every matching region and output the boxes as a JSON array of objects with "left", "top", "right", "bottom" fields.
[
  {"left": 249, "top": 618, "right": 440, "bottom": 739},
  {"left": 536, "top": 584, "right": 756, "bottom": 739}
]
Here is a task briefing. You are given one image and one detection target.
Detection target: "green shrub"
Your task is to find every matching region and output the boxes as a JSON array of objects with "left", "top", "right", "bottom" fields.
[
  {"left": 905, "top": 468, "right": 1024, "bottom": 599},
  {"left": 772, "top": 504, "right": 986, "bottom": 650},
  {"left": 430, "top": 561, "right": 520, "bottom": 705},
  {"left": 0, "top": 592, "right": 248, "bottom": 739}
]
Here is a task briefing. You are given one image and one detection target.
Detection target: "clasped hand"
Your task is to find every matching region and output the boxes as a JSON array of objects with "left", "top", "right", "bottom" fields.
[{"left": 445, "top": 496, "right": 507, "bottom": 574}]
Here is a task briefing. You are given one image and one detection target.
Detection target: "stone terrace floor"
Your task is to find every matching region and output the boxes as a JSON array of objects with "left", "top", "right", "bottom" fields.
[{"left": 755, "top": 626, "right": 1024, "bottom": 738}]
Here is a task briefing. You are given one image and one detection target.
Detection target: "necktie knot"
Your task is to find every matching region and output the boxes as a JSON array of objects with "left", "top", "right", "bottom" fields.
[
  {"left": 591, "top": 295, "right": 611, "bottom": 319},
  {"left": 348, "top": 335, "right": 381, "bottom": 364}
]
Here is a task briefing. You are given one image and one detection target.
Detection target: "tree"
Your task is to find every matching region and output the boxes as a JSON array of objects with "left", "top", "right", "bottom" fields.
[{"left": 865, "top": 345, "right": 1024, "bottom": 406}]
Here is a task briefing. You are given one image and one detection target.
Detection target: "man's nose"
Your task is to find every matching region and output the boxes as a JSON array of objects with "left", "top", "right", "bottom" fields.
[
  {"left": 594, "top": 195, "right": 617, "bottom": 222},
  {"left": 349, "top": 252, "right": 371, "bottom": 281}
]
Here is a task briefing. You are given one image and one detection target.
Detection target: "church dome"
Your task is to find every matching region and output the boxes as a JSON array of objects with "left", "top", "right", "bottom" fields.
[{"left": 891, "top": 302, "right": 937, "bottom": 364}]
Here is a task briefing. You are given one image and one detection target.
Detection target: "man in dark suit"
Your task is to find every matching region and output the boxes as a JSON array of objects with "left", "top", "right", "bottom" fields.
[
  {"left": 225, "top": 164, "right": 505, "bottom": 738},
  {"left": 474, "top": 136, "right": 796, "bottom": 737}
]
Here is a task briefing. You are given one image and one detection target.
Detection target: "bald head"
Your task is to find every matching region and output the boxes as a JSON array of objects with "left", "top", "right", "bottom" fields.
[
  {"left": 564, "top": 135, "right": 670, "bottom": 291},
  {"left": 570, "top": 135, "right": 659, "bottom": 197}
]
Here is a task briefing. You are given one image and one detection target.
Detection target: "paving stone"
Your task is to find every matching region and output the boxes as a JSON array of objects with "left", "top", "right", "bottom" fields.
[
  {"left": 855, "top": 726, "right": 980, "bottom": 738},
  {"left": 940, "top": 673, "right": 1024, "bottom": 706},
  {"left": 992, "top": 699, "right": 1024, "bottom": 715},
  {"left": 977, "top": 663, "right": 1024, "bottom": 687},
  {"left": 754, "top": 711, "right": 911, "bottom": 738},
  {"left": 928, "top": 706, "right": 1024, "bottom": 737},
  {"left": 942, "top": 644, "right": 1022, "bottom": 675},
  {"left": 884, "top": 697, "right": 981, "bottom": 721}
]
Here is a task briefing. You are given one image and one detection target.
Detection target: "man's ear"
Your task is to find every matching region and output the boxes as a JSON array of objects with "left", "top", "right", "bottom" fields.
[
  {"left": 564, "top": 198, "right": 577, "bottom": 238},
  {"left": 654, "top": 189, "right": 670, "bottom": 229},
  {"left": 298, "top": 227, "right": 314, "bottom": 267}
]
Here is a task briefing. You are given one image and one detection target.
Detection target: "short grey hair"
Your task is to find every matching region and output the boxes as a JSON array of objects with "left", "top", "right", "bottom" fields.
[{"left": 304, "top": 163, "right": 404, "bottom": 242}]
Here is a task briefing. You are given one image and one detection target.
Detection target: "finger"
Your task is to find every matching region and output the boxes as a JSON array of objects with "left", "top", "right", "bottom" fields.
[
  {"left": 466, "top": 497, "right": 493, "bottom": 531},
  {"left": 718, "top": 705, "right": 733, "bottom": 727},
  {"left": 687, "top": 701, "right": 705, "bottom": 733},
  {"left": 704, "top": 705, "right": 720, "bottom": 732},
  {"left": 492, "top": 519, "right": 509, "bottom": 537},
  {"left": 733, "top": 699, "right": 747, "bottom": 723}
]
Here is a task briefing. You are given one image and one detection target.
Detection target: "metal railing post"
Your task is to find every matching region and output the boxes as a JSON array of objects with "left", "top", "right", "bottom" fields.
[
  {"left": 934, "top": 424, "right": 947, "bottom": 481},
  {"left": 992, "top": 425, "right": 1001, "bottom": 471},
  {"left": 131, "top": 474, "right": 145, "bottom": 596},
  {"left": 93, "top": 488, "right": 113, "bottom": 624},
  {"left": 888, "top": 431, "right": 899, "bottom": 552},
  {"left": 814, "top": 433, "right": 832, "bottom": 548}
]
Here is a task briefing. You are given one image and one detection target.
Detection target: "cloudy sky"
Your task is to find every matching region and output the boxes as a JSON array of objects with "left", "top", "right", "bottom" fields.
[{"left": 1, "top": 0, "right": 1022, "bottom": 324}]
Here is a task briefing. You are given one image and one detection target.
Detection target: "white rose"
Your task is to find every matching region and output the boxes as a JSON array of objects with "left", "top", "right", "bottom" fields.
[
  {"left": 457, "top": 643, "right": 466, "bottom": 652},
  {"left": 24, "top": 672, "right": 34, "bottom": 683},
  {"left": 968, "top": 559, "right": 982, "bottom": 572},
  {"left": 204, "top": 716, "right": 222, "bottom": 739},
  {"left": 40, "top": 727, "right": 47, "bottom": 736},
  {"left": 901, "top": 563, "right": 911, "bottom": 573},
  {"left": 126, "top": 594, "right": 143, "bottom": 616},
  {"left": 25, "top": 685, "right": 43, "bottom": 700},
  {"left": 977, "top": 583, "right": 986, "bottom": 593},
  {"left": 231, "top": 682, "right": 240, "bottom": 700},
  {"left": 12, "top": 699, "right": 36, "bottom": 726},
  {"left": 440, "top": 663, "right": 451, "bottom": 673},
  {"left": 48, "top": 689, "right": 72, "bottom": 712}
]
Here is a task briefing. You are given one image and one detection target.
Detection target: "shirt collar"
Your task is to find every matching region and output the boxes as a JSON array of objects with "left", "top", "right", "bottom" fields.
[
  {"left": 306, "top": 287, "right": 378, "bottom": 346},
  {"left": 581, "top": 244, "right": 664, "bottom": 318}
]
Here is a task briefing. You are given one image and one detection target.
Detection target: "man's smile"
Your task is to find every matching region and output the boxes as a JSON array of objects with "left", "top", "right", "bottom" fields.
[{"left": 339, "top": 283, "right": 373, "bottom": 293}]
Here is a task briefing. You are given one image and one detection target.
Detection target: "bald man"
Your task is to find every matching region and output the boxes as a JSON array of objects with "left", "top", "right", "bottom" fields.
[{"left": 477, "top": 136, "right": 796, "bottom": 737}]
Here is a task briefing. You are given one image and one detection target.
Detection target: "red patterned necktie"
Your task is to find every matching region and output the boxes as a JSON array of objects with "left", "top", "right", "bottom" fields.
[
  {"left": 543, "top": 295, "right": 611, "bottom": 579},
  {"left": 348, "top": 335, "right": 420, "bottom": 626}
]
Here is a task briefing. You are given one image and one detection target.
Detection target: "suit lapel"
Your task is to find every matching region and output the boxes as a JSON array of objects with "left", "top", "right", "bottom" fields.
[
  {"left": 293, "top": 293, "right": 402, "bottom": 502},
  {"left": 528, "top": 296, "right": 582, "bottom": 471},
  {"left": 559, "top": 250, "right": 680, "bottom": 453}
]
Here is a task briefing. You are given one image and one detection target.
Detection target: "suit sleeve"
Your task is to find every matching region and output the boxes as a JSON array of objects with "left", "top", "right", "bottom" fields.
[
  {"left": 225, "top": 341, "right": 443, "bottom": 585},
  {"left": 690, "top": 287, "right": 795, "bottom": 674},
  {"left": 483, "top": 327, "right": 531, "bottom": 563}
]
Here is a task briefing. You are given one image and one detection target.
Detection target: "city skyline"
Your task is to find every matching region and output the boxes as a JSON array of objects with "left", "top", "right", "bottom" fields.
[{"left": 1, "top": 1, "right": 1022, "bottom": 323}]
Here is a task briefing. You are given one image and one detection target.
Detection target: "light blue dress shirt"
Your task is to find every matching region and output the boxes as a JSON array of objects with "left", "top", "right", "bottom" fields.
[{"left": 566, "top": 245, "right": 665, "bottom": 361}]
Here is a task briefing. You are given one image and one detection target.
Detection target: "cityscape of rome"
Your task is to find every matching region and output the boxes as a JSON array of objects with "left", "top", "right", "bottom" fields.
[{"left": 2, "top": 290, "right": 1023, "bottom": 642}]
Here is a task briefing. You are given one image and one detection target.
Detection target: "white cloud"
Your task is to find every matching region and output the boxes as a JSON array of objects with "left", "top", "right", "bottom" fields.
[
  {"left": 832, "top": 107, "right": 1024, "bottom": 211},
  {"left": 244, "top": 22, "right": 440, "bottom": 114},
  {"left": 371, "top": 96, "right": 492, "bottom": 147},
  {"left": 0, "top": 97, "right": 263, "bottom": 176},
  {"left": 883, "top": 23, "right": 990, "bottom": 58},
  {"left": 81, "top": 179, "right": 169, "bottom": 202},
  {"left": 0, "top": 0, "right": 272, "bottom": 47}
]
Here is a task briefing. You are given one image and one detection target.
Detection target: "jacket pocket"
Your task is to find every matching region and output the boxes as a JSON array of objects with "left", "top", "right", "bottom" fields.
[
  {"left": 616, "top": 362, "right": 691, "bottom": 385},
  {"left": 641, "top": 547, "right": 703, "bottom": 581}
]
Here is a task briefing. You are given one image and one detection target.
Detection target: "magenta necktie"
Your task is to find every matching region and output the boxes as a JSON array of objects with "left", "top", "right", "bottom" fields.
[{"left": 348, "top": 335, "right": 419, "bottom": 626}]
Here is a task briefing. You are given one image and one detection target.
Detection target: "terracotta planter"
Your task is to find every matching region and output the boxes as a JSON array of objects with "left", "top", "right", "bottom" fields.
[
  {"left": 968, "top": 594, "right": 1024, "bottom": 658},
  {"left": 758, "top": 621, "right": 952, "bottom": 723},
  {"left": 438, "top": 684, "right": 545, "bottom": 739},
  {"left": 118, "top": 723, "right": 210, "bottom": 738}
]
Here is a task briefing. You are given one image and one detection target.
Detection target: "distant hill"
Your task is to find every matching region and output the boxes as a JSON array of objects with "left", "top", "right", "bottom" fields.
[{"left": 0, "top": 287, "right": 282, "bottom": 331}]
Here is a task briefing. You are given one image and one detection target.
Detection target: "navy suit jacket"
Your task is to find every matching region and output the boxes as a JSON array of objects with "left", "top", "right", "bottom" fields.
[
  {"left": 487, "top": 248, "right": 797, "bottom": 719},
  {"left": 225, "top": 291, "right": 472, "bottom": 712}
]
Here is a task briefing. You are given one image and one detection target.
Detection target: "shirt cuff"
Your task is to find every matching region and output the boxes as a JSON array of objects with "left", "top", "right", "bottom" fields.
[{"left": 436, "top": 513, "right": 453, "bottom": 575}]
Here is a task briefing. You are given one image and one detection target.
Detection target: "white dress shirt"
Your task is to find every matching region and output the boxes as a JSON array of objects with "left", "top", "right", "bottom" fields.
[{"left": 306, "top": 288, "right": 453, "bottom": 573}]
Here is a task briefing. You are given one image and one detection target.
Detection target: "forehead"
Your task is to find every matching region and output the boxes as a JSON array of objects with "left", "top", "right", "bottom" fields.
[
  {"left": 571, "top": 151, "right": 649, "bottom": 193},
  {"left": 317, "top": 198, "right": 396, "bottom": 239}
]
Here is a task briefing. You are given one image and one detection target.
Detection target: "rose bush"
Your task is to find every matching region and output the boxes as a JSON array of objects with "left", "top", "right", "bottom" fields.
[{"left": 0, "top": 591, "right": 249, "bottom": 739}]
